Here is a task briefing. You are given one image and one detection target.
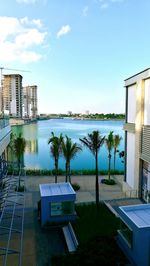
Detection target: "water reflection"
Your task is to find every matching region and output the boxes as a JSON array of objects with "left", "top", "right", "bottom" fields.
[
  {"left": 25, "top": 140, "right": 38, "bottom": 154},
  {"left": 12, "top": 123, "right": 38, "bottom": 154},
  {"left": 11, "top": 119, "right": 125, "bottom": 171}
]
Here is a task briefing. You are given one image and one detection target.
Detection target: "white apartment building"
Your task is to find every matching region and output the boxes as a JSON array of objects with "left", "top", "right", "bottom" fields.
[
  {"left": 2, "top": 74, "right": 23, "bottom": 117},
  {"left": 23, "top": 85, "right": 38, "bottom": 118},
  {"left": 123, "top": 68, "right": 150, "bottom": 202}
]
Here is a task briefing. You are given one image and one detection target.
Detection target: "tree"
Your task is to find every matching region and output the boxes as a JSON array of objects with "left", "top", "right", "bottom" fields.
[
  {"left": 62, "top": 136, "right": 82, "bottom": 183},
  {"left": 105, "top": 131, "right": 114, "bottom": 180},
  {"left": 119, "top": 150, "right": 125, "bottom": 164},
  {"left": 113, "top": 134, "right": 122, "bottom": 172},
  {"left": 48, "top": 132, "right": 63, "bottom": 183},
  {"left": 13, "top": 133, "right": 26, "bottom": 187},
  {"left": 80, "top": 131, "right": 105, "bottom": 208}
]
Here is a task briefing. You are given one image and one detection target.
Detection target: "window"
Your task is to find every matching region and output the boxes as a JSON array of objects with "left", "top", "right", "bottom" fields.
[
  {"left": 118, "top": 220, "right": 133, "bottom": 248},
  {"left": 50, "top": 201, "right": 74, "bottom": 216}
]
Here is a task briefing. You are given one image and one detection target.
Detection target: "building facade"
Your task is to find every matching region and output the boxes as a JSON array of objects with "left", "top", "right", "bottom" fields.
[
  {"left": 123, "top": 68, "right": 150, "bottom": 201},
  {"left": 23, "top": 85, "right": 38, "bottom": 118},
  {"left": 2, "top": 74, "right": 23, "bottom": 117}
]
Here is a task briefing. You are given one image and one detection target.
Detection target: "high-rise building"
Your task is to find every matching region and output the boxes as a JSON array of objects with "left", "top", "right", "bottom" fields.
[
  {"left": 2, "top": 74, "right": 23, "bottom": 117},
  {"left": 123, "top": 68, "right": 150, "bottom": 202},
  {"left": 23, "top": 85, "right": 38, "bottom": 118}
]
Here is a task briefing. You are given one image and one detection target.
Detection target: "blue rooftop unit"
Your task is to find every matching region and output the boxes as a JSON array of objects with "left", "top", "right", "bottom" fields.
[
  {"left": 39, "top": 182, "right": 76, "bottom": 226},
  {"left": 117, "top": 204, "right": 150, "bottom": 266}
]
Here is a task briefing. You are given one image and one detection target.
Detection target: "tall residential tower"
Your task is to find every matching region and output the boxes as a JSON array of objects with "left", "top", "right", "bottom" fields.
[
  {"left": 2, "top": 74, "right": 23, "bottom": 117},
  {"left": 23, "top": 85, "right": 38, "bottom": 118}
]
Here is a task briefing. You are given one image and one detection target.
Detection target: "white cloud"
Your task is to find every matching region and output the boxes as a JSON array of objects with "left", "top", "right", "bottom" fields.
[
  {"left": 101, "top": 3, "right": 109, "bottom": 8},
  {"left": 111, "top": 0, "right": 124, "bottom": 2},
  {"left": 82, "top": 6, "right": 89, "bottom": 17},
  {"left": 16, "top": 0, "right": 47, "bottom": 4},
  {"left": 57, "top": 25, "right": 71, "bottom": 39},
  {"left": 20, "top": 17, "right": 42, "bottom": 28},
  {"left": 0, "top": 16, "right": 47, "bottom": 64},
  {"left": 97, "top": 0, "right": 125, "bottom": 9},
  {"left": 16, "top": 0, "right": 37, "bottom": 3}
]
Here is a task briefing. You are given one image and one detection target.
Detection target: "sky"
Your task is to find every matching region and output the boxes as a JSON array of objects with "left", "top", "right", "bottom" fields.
[{"left": 0, "top": 0, "right": 150, "bottom": 114}]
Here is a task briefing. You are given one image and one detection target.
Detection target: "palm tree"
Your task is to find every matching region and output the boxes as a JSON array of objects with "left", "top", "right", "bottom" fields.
[
  {"left": 13, "top": 133, "right": 26, "bottom": 187},
  {"left": 62, "top": 136, "right": 82, "bottom": 183},
  {"left": 105, "top": 131, "right": 114, "bottom": 180},
  {"left": 80, "top": 131, "right": 105, "bottom": 208},
  {"left": 113, "top": 134, "right": 122, "bottom": 172},
  {"left": 48, "top": 132, "right": 63, "bottom": 183}
]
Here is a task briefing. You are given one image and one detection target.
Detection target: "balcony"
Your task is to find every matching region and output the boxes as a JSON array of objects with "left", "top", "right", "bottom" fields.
[
  {"left": 0, "top": 117, "right": 9, "bottom": 129},
  {"left": 0, "top": 118, "right": 11, "bottom": 156}
]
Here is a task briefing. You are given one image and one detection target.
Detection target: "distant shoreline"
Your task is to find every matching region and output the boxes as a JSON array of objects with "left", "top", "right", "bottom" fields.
[{"left": 37, "top": 117, "right": 125, "bottom": 122}]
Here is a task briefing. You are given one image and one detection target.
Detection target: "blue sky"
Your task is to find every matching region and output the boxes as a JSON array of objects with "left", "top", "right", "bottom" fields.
[{"left": 0, "top": 0, "right": 150, "bottom": 114}]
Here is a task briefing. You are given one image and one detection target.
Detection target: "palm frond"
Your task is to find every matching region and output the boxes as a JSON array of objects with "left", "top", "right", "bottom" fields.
[{"left": 80, "top": 131, "right": 105, "bottom": 155}]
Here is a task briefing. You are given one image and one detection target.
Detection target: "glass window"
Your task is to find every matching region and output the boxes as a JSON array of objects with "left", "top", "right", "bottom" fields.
[
  {"left": 119, "top": 220, "right": 133, "bottom": 248},
  {"left": 50, "top": 201, "right": 74, "bottom": 216}
]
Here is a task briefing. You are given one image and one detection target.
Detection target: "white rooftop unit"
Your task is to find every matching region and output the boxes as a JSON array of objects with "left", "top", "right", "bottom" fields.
[
  {"left": 40, "top": 182, "right": 75, "bottom": 197},
  {"left": 117, "top": 204, "right": 150, "bottom": 266},
  {"left": 39, "top": 183, "right": 76, "bottom": 226}
]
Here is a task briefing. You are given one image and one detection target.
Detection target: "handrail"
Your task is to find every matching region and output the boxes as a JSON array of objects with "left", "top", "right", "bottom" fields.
[
  {"left": 0, "top": 118, "right": 9, "bottom": 130},
  {"left": 125, "top": 189, "right": 138, "bottom": 198}
]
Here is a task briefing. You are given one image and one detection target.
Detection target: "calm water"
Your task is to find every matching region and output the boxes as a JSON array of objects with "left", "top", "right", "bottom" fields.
[{"left": 12, "top": 119, "right": 125, "bottom": 171}]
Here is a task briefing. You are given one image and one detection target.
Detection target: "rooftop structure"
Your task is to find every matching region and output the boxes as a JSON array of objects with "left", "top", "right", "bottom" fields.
[
  {"left": 39, "top": 182, "right": 76, "bottom": 197},
  {"left": 117, "top": 204, "right": 150, "bottom": 266},
  {"left": 39, "top": 183, "right": 76, "bottom": 226},
  {"left": 119, "top": 204, "right": 150, "bottom": 228}
]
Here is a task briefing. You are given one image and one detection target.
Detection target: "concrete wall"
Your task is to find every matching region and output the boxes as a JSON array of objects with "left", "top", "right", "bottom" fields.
[
  {"left": 127, "top": 84, "right": 136, "bottom": 123},
  {"left": 126, "top": 132, "right": 135, "bottom": 189},
  {"left": 41, "top": 194, "right": 76, "bottom": 226},
  {"left": 144, "top": 79, "right": 150, "bottom": 125}
]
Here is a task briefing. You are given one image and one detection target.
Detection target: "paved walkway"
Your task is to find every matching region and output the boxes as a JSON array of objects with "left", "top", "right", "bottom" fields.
[{"left": 25, "top": 175, "right": 125, "bottom": 207}]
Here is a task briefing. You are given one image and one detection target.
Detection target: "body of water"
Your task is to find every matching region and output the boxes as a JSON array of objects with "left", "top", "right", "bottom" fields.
[{"left": 12, "top": 119, "right": 125, "bottom": 171}]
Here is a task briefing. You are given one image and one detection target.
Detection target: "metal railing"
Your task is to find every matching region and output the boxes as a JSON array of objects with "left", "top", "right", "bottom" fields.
[
  {"left": 0, "top": 160, "right": 25, "bottom": 266},
  {"left": 124, "top": 189, "right": 138, "bottom": 198},
  {"left": 0, "top": 118, "right": 9, "bottom": 130}
]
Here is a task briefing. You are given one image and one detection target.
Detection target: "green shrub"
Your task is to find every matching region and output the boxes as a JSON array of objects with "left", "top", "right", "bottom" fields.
[
  {"left": 15, "top": 185, "right": 25, "bottom": 192},
  {"left": 51, "top": 168, "right": 63, "bottom": 175},
  {"left": 101, "top": 179, "right": 116, "bottom": 185},
  {"left": 71, "top": 183, "right": 80, "bottom": 191},
  {"left": 8, "top": 168, "right": 124, "bottom": 176}
]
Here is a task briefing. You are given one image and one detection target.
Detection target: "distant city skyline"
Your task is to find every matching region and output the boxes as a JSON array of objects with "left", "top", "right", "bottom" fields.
[{"left": 0, "top": 0, "right": 149, "bottom": 114}]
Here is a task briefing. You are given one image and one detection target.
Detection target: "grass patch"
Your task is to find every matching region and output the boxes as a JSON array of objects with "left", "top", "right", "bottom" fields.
[
  {"left": 52, "top": 236, "right": 128, "bottom": 266},
  {"left": 52, "top": 203, "right": 128, "bottom": 266},
  {"left": 73, "top": 203, "right": 119, "bottom": 243}
]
